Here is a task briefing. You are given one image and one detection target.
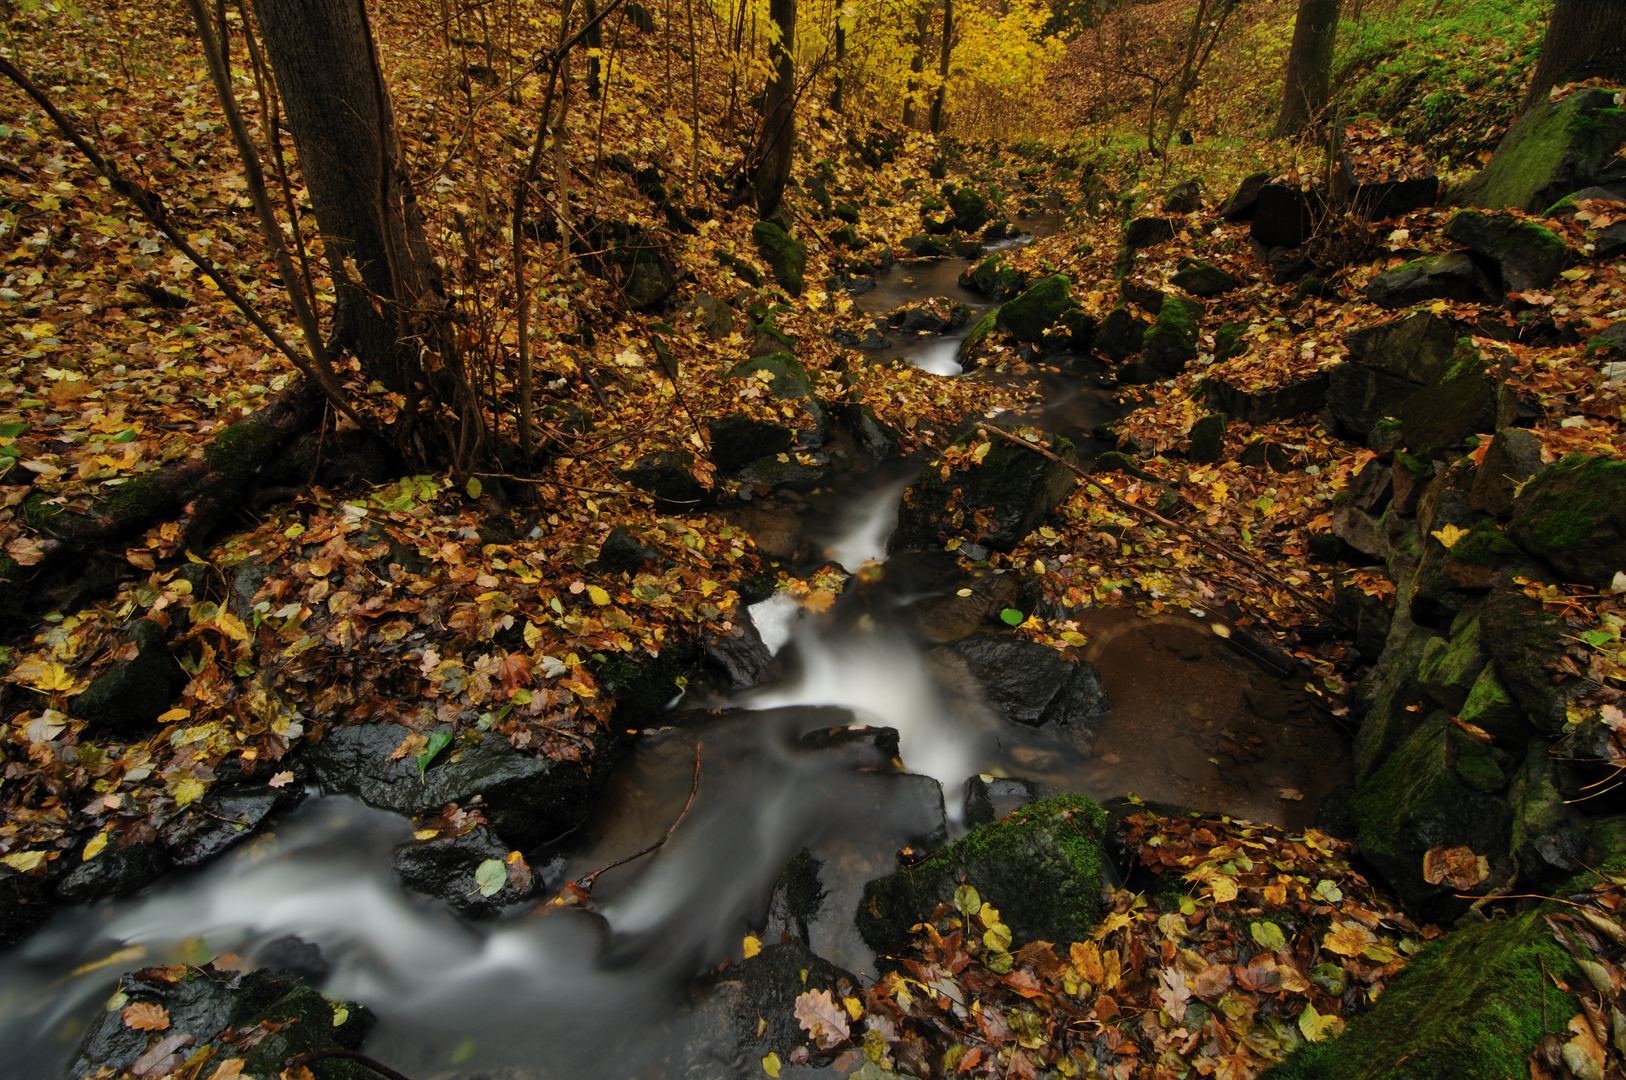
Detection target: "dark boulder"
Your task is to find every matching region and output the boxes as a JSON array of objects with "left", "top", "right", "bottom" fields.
[
  {"left": 962, "top": 774, "right": 1044, "bottom": 828},
  {"left": 1586, "top": 321, "right": 1626, "bottom": 363},
  {"left": 1455, "top": 87, "right": 1626, "bottom": 213},
  {"left": 1479, "top": 584, "right": 1579, "bottom": 735},
  {"left": 1470, "top": 427, "right": 1544, "bottom": 517},
  {"left": 1220, "top": 172, "right": 1270, "bottom": 221},
  {"left": 701, "top": 618, "right": 780, "bottom": 690},
  {"left": 683, "top": 939, "right": 860, "bottom": 1071},
  {"left": 303, "top": 722, "right": 609, "bottom": 848},
  {"left": 56, "top": 838, "right": 169, "bottom": 905},
  {"left": 901, "top": 571, "right": 1020, "bottom": 643},
  {"left": 899, "top": 233, "right": 953, "bottom": 257},
  {"left": 394, "top": 823, "right": 536, "bottom": 918},
  {"left": 161, "top": 782, "right": 299, "bottom": 868},
  {"left": 69, "top": 619, "right": 187, "bottom": 734},
  {"left": 1506, "top": 455, "right": 1626, "bottom": 587},
  {"left": 1325, "top": 362, "right": 1421, "bottom": 439},
  {"left": 1204, "top": 371, "right": 1329, "bottom": 425},
  {"left": 929, "top": 632, "right": 1109, "bottom": 732},
  {"left": 1250, "top": 183, "right": 1317, "bottom": 248},
  {"left": 728, "top": 352, "right": 812, "bottom": 399},
  {"left": 594, "top": 524, "right": 664, "bottom": 575},
  {"left": 617, "top": 449, "right": 711, "bottom": 510},
  {"left": 681, "top": 293, "right": 736, "bottom": 339},
  {"left": 1123, "top": 216, "right": 1176, "bottom": 249},
  {"left": 1094, "top": 305, "right": 1147, "bottom": 360},
  {"left": 1163, "top": 180, "right": 1202, "bottom": 214},
  {"left": 1444, "top": 209, "right": 1568, "bottom": 294},
  {"left": 835, "top": 401, "right": 901, "bottom": 462},
  {"left": 995, "top": 274, "right": 1075, "bottom": 342},
  {"left": 1344, "top": 312, "right": 1458, "bottom": 385},
  {"left": 1186, "top": 412, "right": 1227, "bottom": 463},
  {"left": 889, "top": 429, "right": 1076, "bottom": 554},
  {"left": 1397, "top": 347, "right": 1497, "bottom": 451},
  {"left": 1141, "top": 295, "right": 1204, "bottom": 375},
  {"left": 1170, "top": 256, "right": 1238, "bottom": 297},
  {"left": 708, "top": 414, "right": 796, "bottom": 474},
  {"left": 1364, "top": 251, "right": 1497, "bottom": 308},
  {"left": 856, "top": 794, "right": 1108, "bottom": 959},
  {"left": 958, "top": 254, "right": 1027, "bottom": 300},
  {"left": 1348, "top": 173, "right": 1440, "bottom": 221},
  {"left": 751, "top": 220, "right": 807, "bottom": 296}
]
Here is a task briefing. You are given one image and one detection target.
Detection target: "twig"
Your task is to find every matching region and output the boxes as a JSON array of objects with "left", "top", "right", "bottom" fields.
[
  {"left": 285, "top": 1048, "right": 416, "bottom": 1080},
  {"left": 472, "top": 471, "right": 624, "bottom": 496},
  {"left": 566, "top": 741, "right": 701, "bottom": 896},
  {"left": 973, "top": 423, "right": 1339, "bottom": 624}
]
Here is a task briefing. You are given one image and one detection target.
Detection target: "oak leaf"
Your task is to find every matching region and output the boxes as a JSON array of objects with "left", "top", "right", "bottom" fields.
[
  {"left": 793, "top": 989, "right": 849, "bottom": 1048},
  {"left": 122, "top": 1001, "right": 171, "bottom": 1031}
]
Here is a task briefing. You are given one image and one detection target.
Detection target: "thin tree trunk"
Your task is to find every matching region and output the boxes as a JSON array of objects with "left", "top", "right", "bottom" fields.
[
  {"left": 1272, "top": 0, "right": 1341, "bottom": 137},
  {"left": 830, "top": 19, "right": 845, "bottom": 111},
  {"left": 584, "top": 0, "right": 604, "bottom": 98},
  {"left": 903, "top": 10, "right": 926, "bottom": 128},
  {"left": 928, "top": 0, "right": 952, "bottom": 133},
  {"left": 1523, "top": 0, "right": 1626, "bottom": 110},
  {"left": 751, "top": 0, "right": 796, "bottom": 217}
]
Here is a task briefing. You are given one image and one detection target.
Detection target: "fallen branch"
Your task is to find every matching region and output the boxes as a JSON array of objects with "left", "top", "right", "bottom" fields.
[
  {"left": 556, "top": 741, "right": 701, "bottom": 903},
  {"left": 974, "top": 423, "right": 1340, "bottom": 624}
]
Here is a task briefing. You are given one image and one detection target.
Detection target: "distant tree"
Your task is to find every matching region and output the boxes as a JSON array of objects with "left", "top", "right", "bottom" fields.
[
  {"left": 1522, "top": 0, "right": 1626, "bottom": 110},
  {"left": 903, "top": 9, "right": 927, "bottom": 127},
  {"left": 929, "top": 0, "right": 954, "bottom": 133},
  {"left": 751, "top": 0, "right": 798, "bottom": 216},
  {"left": 1272, "top": 0, "right": 1340, "bottom": 137}
]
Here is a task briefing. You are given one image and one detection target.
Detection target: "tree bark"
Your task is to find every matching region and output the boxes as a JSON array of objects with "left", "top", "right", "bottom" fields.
[
  {"left": 903, "top": 10, "right": 926, "bottom": 128},
  {"left": 1523, "top": 0, "right": 1626, "bottom": 110},
  {"left": 1272, "top": 0, "right": 1340, "bottom": 137},
  {"left": 929, "top": 0, "right": 952, "bottom": 134},
  {"left": 751, "top": 0, "right": 796, "bottom": 217}
]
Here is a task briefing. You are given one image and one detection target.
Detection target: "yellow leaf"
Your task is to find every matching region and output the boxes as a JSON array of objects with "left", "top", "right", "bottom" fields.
[
  {"left": 215, "top": 611, "right": 251, "bottom": 641},
  {"left": 801, "top": 589, "right": 837, "bottom": 614},
  {"left": 1, "top": 850, "right": 46, "bottom": 873},
  {"left": 171, "top": 778, "right": 207, "bottom": 807},
  {"left": 413, "top": 829, "right": 439, "bottom": 840},
  {"left": 31, "top": 661, "right": 74, "bottom": 692},
  {"left": 157, "top": 707, "right": 191, "bottom": 724},
  {"left": 1209, "top": 876, "right": 1238, "bottom": 903},
  {"left": 1430, "top": 523, "right": 1467, "bottom": 549},
  {"left": 843, "top": 996, "right": 863, "bottom": 1020},
  {"left": 743, "top": 935, "right": 762, "bottom": 959},
  {"left": 587, "top": 585, "right": 611, "bottom": 606},
  {"left": 210, "top": 1058, "right": 246, "bottom": 1079},
  {"left": 82, "top": 832, "right": 109, "bottom": 861},
  {"left": 523, "top": 621, "right": 545, "bottom": 649},
  {"left": 1059, "top": 631, "right": 1090, "bottom": 647},
  {"left": 761, "top": 1052, "right": 782, "bottom": 1078}
]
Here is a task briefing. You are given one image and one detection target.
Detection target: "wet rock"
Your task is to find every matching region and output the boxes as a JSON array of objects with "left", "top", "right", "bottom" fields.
[
  {"left": 1468, "top": 427, "right": 1544, "bottom": 517},
  {"left": 1397, "top": 346, "right": 1498, "bottom": 450},
  {"left": 1141, "top": 295, "right": 1204, "bottom": 375},
  {"left": 707, "top": 414, "right": 796, "bottom": 475},
  {"left": 996, "top": 274, "right": 1075, "bottom": 342},
  {"left": 757, "top": 850, "right": 825, "bottom": 947},
  {"left": 729, "top": 351, "right": 812, "bottom": 399},
  {"left": 1332, "top": 581, "right": 1393, "bottom": 663},
  {"left": 1508, "top": 741, "right": 1587, "bottom": 880},
  {"left": 1444, "top": 209, "right": 1569, "bottom": 293},
  {"left": 856, "top": 794, "right": 1108, "bottom": 959},
  {"left": 161, "top": 782, "right": 299, "bottom": 868},
  {"left": 1351, "top": 709, "right": 1512, "bottom": 917},
  {"left": 683, "top": 939, "right": 860, "bottom": 1074},
  {"left": 797, "top": 724, "right": 901, "bottom": 771},
  {"left": 616, "top": 449, "right": 711, "bottom": 511},
  {"left": 835, "top": 402, "right": 901, "bottom": 462},
  {"left": 1250, "top": 183, "right": 1317, "bottom": 248},
  {"left": 751, "top": 220, "right": 807, "bottom": 296},
  {"left": 899, "top": 233, "right": 953, "bottom": 257},
  {"left": 958, "top": 254, "right": 1027, "bottom": 300},
  {"left": 1325, "top": 362, "right": 1423, "bottom": 439},
  {"left": 1094, "top": 306, "right": 1147, "bottom": 360},
  {"left": 1506, "top": 455, "right": 1626, "bottom": 587},
  {"left": 1170, "top": 256, "right": 1238, "bottom": 297},
  {"left": 1220, "top": 171, "right": 1270, "bottom": 221},
  {"left": 737, "top": 454, "right": 828, "bottom": 491},
  {"left": 69, "top": 619, "right": 187, "bottom": 734},
  {"left": 394, "top": 823, "right": 536, "bottom": 918},
  {"left": 57, "top": 838, "right": 169, "bottom": 905},
  {"left": 1186, "top": 413, "right": 1227, "bottom": 464},
  {"left": 1415, "top": 613, "right": 1486, "bottom": 712},
  {"left": 1457, "top": 663, "right": 1536, "bottom": 745},
  {"left": 930, "top": 633, "right": 1109, "bottom": 731},
  {"left": 1479, "top": 584, "right": 1578, "bottom": 736},
  {"left": 828, "top": 222, "right": 863, "bottom": 249},
  {"left": 1456, "top": 88, "right": 1626, "bottom": 213},
  {"left": 946, "top": 183, "right": 993, "bottom": 232},
  {"left": 1163, "top": 180, "right": 1202, "bottom": 214},
  {"left": 1123, "top": 216, "right": 1175, "bottom": 249},
  {"left": 255, "top": 935, "right": 329, "bottom": 982},
  {"left": 1345, "top": 312, "right": 1459, "bottom": 385},
  {"left": 680, "top": 292, "right": 735, "bottom": 339},
  {"left": 962, "top": 774, "right": 1043, "bottom": 828},
  {"left": 304, "top": 721, "right": 609, "bottom": 848},
  {"left": 889, "top": 429, "right": 1076, "bottom": 554},
  {"left": 727, "top": 505, "right": 804, "bottom": 561},
  {"left": 594, "top": 524, "right": 664, "bottom": 575},
  {"left": 701, "top": 618, "right": 780, "bottom": 691},
  {"left": 902, "top": 573, "right": 1021, "bottom": 644},
  {"left": 1364, "top": 251, "right": 1497, "bottom": 308},
  {"left": 982, "top": 220, "right": 1020, "bottom": 243}
]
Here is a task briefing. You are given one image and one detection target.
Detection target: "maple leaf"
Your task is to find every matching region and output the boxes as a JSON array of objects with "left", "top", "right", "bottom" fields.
[
  {"left": 1321, "top": 919, "right": 1377, "bottom": 957},
  {"left": 794, "top": 989, "right": 849, "bottom": 1048},
  {"left": 122, "top": 1001, "right": 171, "bottom": 1031}
]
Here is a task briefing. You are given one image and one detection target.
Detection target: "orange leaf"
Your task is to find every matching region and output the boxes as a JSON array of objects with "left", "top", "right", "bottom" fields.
[{"left": 122, "top": 1001, "right": 171, "bottom": 1031}]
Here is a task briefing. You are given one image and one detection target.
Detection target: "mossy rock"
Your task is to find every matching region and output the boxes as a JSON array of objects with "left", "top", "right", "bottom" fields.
[
  {"left": 1397, "top": 344, "right": 1496, "bottom": 451},
  {"left": 707, "top": 413, "right": 795, "bottom": 474},
  {"left": 855, "top": 794, "right": 1108, "bottom": 959},
  {"left": 1186, "top": 413, "right": 1227, "bottom": 464},
  {"left": 1506, "top": 454, "right": 1626, "bottom": 587},
  {"left": 1478, "top": 583, "right": 1580, "bottom": 736},
  {"left": 1169, "top": 256, "right": 1237, "bottom": 297},
  {"left": 1415, "top": 613, "right": 1486, "bottom": 712},
  {"left": 1262, "top": 909, "right": 1580, "bottom": 1080},
  {"left": 1508, "top": 739, "right": 1589, "bottom": 881},
  {"left": 1352, "top": 709, "right": 1511, "bottom": 917},
  {"left": 1351, "top": 623, "right": 1439, "bottom": 783},
  {"left": 727, "top": 352, "right": 811, "bottom": 399},
  {"left": 947, "top": 184, "right": 992, "bottom": 231},
  {"left": 1455, "top": 87, "right": 1626, "bottom": 214},
  {"left": 1094, "top": 305, "right": 1147, "bottom": 361},
  {"left": 1141, "top": 295, "right": 1203, "bottom": 376},
  {"left": 958, "top": 309, "right": 999, "bottom": 362},
  {"left": 995, "top": 274, "right": 1074, "bottom": 343},
  {"left": 959, "top": 255, "right": 1027, "bottom": 301},
  {"left": 1444, "top": 209, "right": 1569, "bottom": 292},
  {"left": 888, "top": 428, "right": 1076, "bottom": 554},
  {"left": 615, "top": 449, "right": 711, "bottom": 510},
  {"left": 1364, "top": 251, "right": 1496, "bottom": 308},
  {"left": 751, "top": 220, "right": 807, "bottom": 296}
]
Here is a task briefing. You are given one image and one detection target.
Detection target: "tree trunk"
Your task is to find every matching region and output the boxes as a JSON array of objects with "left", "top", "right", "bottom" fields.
[
  {"left": 829, "top": 20, "right": 845, "bottom": 112},
  {"left": 903, "top": 10, "right": 926, "bottom": 128},
  {"left": 252, "top": 0, "right": 481, "bottom": 469},
  {"left": 751, "top": 0, "right": 796, "bottom": 217},
  {"left": 1272, "top": 0, "right": 1340, "bottom": 137},
  {"left": 929, "top": 0, "right": 952, "bottom": 134},
  {"left": 1523, "top": 0, "right": 1626, "bottom": 110},
  {"left": 584, "top": 0, "right": 604, "bottom": 98}
]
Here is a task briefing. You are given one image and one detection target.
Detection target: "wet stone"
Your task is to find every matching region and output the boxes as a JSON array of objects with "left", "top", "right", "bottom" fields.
[
  {"left": 393, "top": 823, "right": 536, "bottom": 919},
  {"left": 962, "top": 774, "right": 1044, "bottom": 828},
  {"left": 57, "top": 838, "right": 170, "bottom": 905},
  {"left": 161, "top": 782, "right": 299, "bottom": 868}
]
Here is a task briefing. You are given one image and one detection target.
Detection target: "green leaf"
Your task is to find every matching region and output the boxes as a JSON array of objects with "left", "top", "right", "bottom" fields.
[
  {"left": 1250, "top": 920, "right": 1287, "bottom": 952},
  {"left": 466, "top": 476, "right": 483, "bottom": 499},
  {"left": 0, "top": 421, "right": 27, "bottom": 438},
  {"left": 954, "top": 884, "right": 981, "bottom": 916},
  {"left": 1312, "top": 879, "right": 1343, "bottom": 903},
  {"left": 1000, "top": 607, "right": 1023, "bottom": 626},
  {"left": 474, "top": 858, "right": 507, "bottom": 897},
  {"left": 113, "top": 428, "right": 137, "bottom": 443},
  {"left": 418, "top": 730, "right": 453, "bottom": 775},
  {"left": 1581, "top": 629, "right": 1617, "bottom": 648}
]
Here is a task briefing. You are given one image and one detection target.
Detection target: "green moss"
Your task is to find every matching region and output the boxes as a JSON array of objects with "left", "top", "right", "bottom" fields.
[
  {"left": 1263, "top": 911, "right": 1580, "bottom": 1080},
  {"left": 959, "top": 310, "right": 998, "bottom": 361},
  {"left": 1394, "top": 450, "right": 1431, "bottom": 479},
  {"left": 19, "top": 491, "right": 63, "bottom": 530},
  {"left": 1446, "top": 521, "right": 1521, "bottom": 567},
  {"left": 202, "top": 419, "right": 280, "bottom": 488},
  {"left": 728, "top": 352, "right": 811, "bottom": 399},
  {"left": 995, "top": 274, "right": 1074, "bottom": 342},
  {"left": 751, "top": 220, "right": 807, "bottom": 296}
]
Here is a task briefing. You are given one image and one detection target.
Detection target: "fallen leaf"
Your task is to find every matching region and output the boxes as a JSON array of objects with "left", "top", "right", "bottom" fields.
[
  {"left": 794, "top": 988, "right": 849, "bottom": 1048},
  {"left": 122, "top": 1001, "right": 171, "bottom": 1031}
]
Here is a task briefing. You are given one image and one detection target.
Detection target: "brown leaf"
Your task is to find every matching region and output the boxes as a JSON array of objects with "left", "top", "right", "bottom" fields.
[
  {"left": 1193, "top": 961, "right": 1236, "bottom": 999},
  {"left": 1422, "top": 845, "right": 1487, "bottom": 889}
]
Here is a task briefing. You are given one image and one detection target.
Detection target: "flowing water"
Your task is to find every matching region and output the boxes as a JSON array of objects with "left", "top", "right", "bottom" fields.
[{"left": 0, "top": 238, "right": 1350, "bottom": 1079}]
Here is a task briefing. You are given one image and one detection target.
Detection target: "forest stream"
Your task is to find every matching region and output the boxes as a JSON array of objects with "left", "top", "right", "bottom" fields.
[{"left": 0, "top": 245, "right": 1350, "bottom": 1079}]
